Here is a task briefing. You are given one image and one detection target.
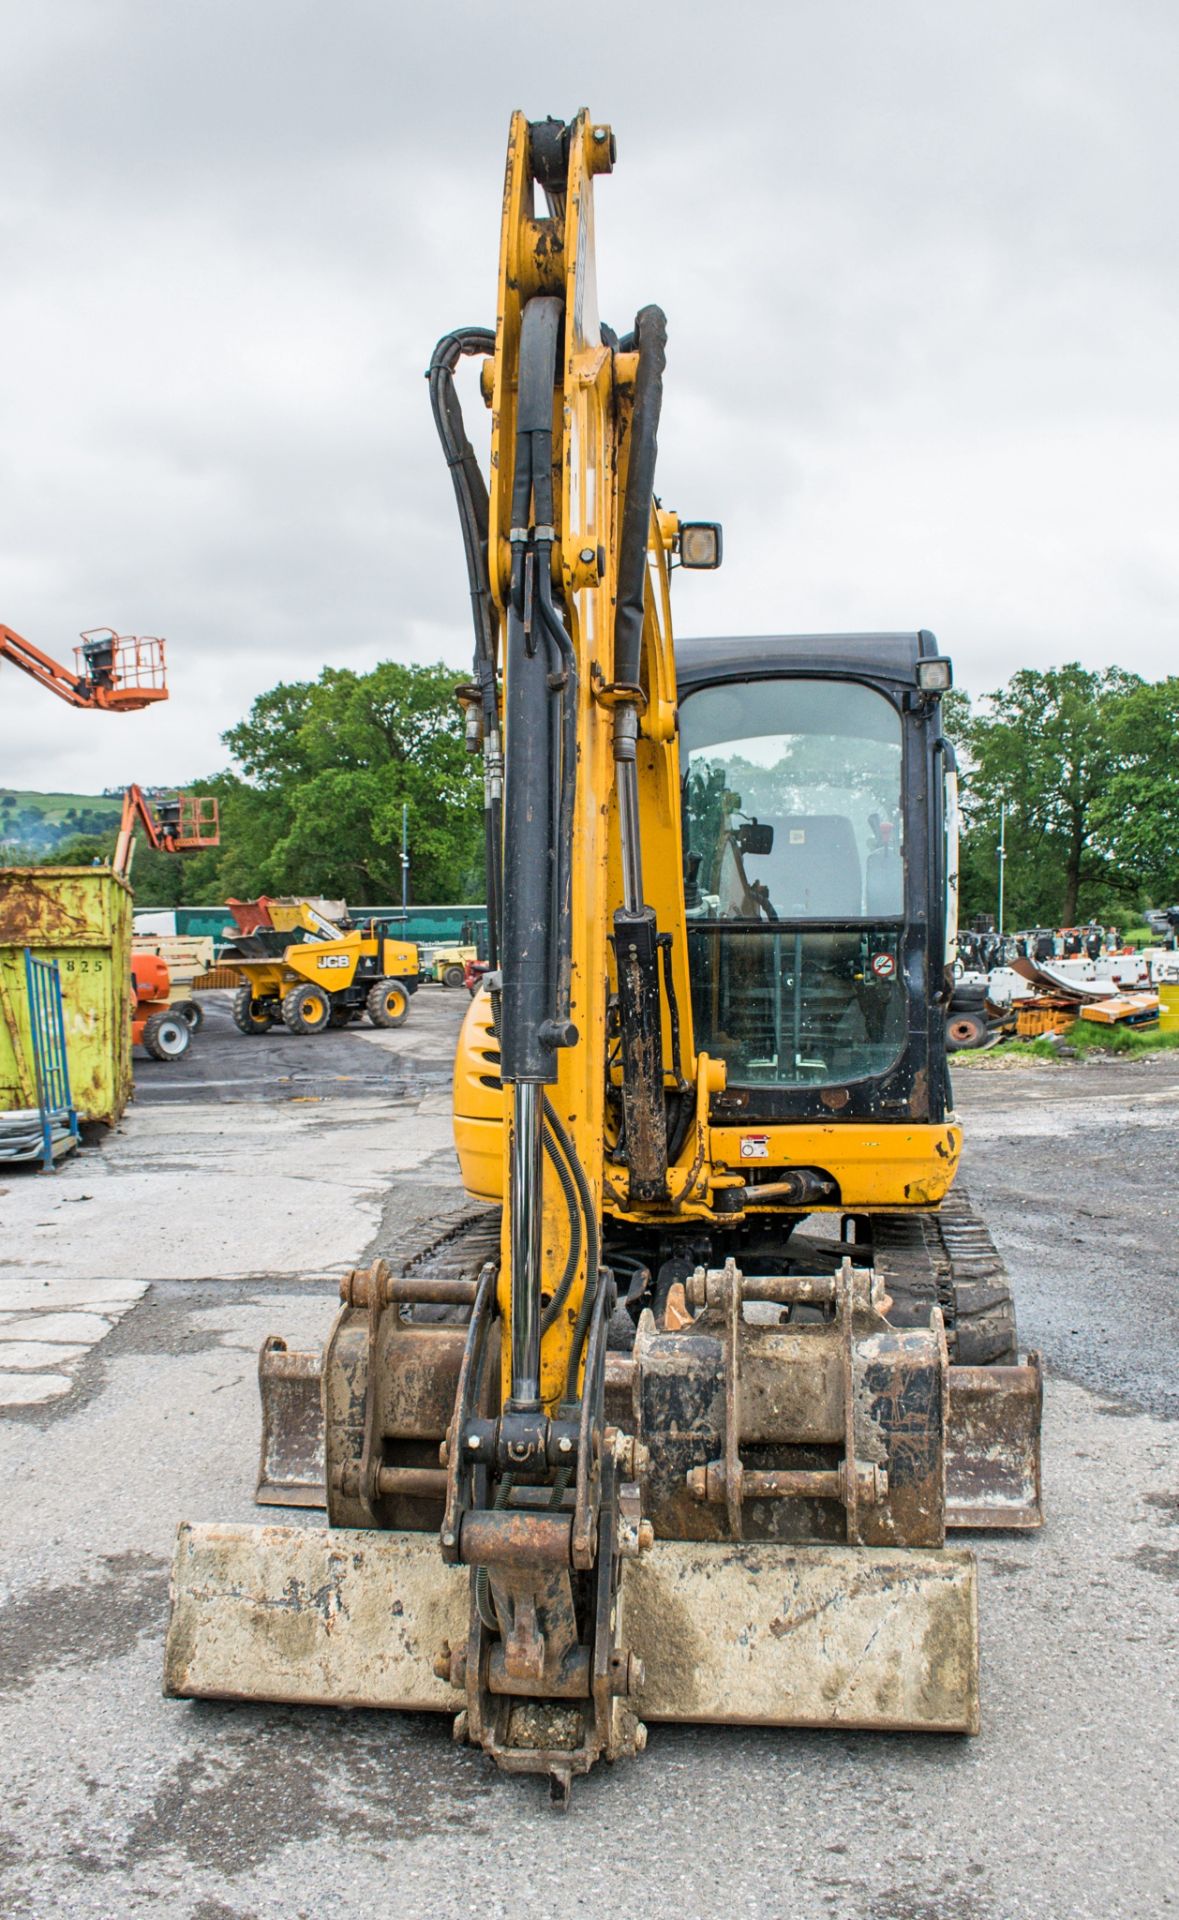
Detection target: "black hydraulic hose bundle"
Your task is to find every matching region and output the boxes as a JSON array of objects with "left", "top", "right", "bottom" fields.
[
  {"left": 541, "top": 1119, "right": 581, "bottom": 1332},
  {"left": 542, "top": 1099, "right": 602, "bottom": 1403},
  {"left": 427, "top": 327, "right": 502, "bottom": 966}
]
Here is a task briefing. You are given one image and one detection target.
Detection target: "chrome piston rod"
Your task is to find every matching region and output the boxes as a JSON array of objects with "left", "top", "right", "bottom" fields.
[{"left": 508, "top": 1080, "right": 545, "bottom": 1408}]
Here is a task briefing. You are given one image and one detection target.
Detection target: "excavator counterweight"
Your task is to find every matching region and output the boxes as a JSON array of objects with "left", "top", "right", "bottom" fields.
[{"left": 165, "top": 109, "right": 1040, "bottom": 1801}]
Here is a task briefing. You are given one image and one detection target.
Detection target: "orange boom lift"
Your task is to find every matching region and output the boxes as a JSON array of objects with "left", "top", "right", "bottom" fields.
[{"left": 0, "top": 625, "right": 168, "bottom": 712}]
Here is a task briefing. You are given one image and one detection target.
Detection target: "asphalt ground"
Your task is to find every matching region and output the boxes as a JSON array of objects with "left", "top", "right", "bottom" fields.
[
  {"left": 134, "top": 980, "right": 463, "bottom": 1105},
  {"left": 1, "top": 1008, "right": 1177, "bottom": 1919}
]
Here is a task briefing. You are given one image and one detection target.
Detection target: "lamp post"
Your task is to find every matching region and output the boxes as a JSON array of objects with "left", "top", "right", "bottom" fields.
[
  {"left": 997, "top": 802, "right": 1007, "bottom": 938},
  {"left": 401, "top": 802, "right": 409, "bottom": 926}
]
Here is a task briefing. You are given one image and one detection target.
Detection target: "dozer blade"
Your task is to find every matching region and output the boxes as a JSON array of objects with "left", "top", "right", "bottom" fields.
[
  {"left": 255, "top": 1337, "right": 325, "bottom": 1507},
  {"left": 945, "top": 1352, "right": 1043, "bottom": 1530},
  {"left": 164, "top": 1523, "right": 978, "bottom": 1736}
]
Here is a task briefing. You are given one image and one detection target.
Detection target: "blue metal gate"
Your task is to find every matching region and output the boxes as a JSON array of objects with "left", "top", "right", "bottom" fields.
[{"left": 23, "top": 948, "right": 80, "bottom": 1170}]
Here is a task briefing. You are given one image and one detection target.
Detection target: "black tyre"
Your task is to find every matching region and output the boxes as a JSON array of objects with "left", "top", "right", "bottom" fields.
[
  {"left": 442, "top": 964, "right": 466, "bottom": 989},
  {"left": 282, "top": 982, "right": 333, "bottom": 1035},
  {"left": 232, "top": 986, "right": 274, "bottom": 1035},
  {"left": 367, "top": 978, "right": 409, "bottom": 1029},
  {"left": 946, "top": 1009, "right": 989, "bottom": 1051},
  {"left": 177, "top": 999, "right": 204, "bottom": 1032},
  {"left": 950, "top": 981, "right": 987, "bottom": 1009},
  {"left": 329, "top": 1004, "right": 356, "bottom": 1028},
  {"left": 142, "top": 1010, "right": 191, "bottom": 1060}
]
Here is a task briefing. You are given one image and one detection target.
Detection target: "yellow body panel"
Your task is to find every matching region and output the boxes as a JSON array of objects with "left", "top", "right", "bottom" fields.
[
  {"left": 453, "top": 993, "right": 961, "bottom": 1214},
  {"left": 287, "top": 932, "right": 364, "bottom": 990},
  {"left": 453, "top": 989, "right": 503, "bottom": 1204},
  {"left": 708, "top": 1122, "right": 962, "bottom": 1210}
]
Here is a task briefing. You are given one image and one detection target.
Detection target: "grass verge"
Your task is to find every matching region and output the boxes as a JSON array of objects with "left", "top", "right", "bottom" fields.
[{"left": 960, "top": 1023, "right": 1179, "bottom": 1065}]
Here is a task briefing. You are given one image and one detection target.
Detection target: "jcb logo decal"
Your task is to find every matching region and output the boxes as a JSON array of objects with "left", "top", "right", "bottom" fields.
[{"left": 316, "top": 956, "right": 350, "bottom": 970}]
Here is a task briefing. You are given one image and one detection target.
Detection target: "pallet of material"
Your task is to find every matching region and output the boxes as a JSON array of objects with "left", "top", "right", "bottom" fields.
[
  {"left": 1079, "top": 993, "right": 1160, "bottom": 1027},
  {"left": 131, "top": 934, "right": 214, "bottom": 986}
]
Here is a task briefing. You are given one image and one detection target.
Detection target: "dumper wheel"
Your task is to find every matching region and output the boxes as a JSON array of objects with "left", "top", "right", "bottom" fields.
[
  {"left": 442, "top": 964, "right": 466, "bottom": 989},
  {"left": 143, "top": 1009, "right": 191, "bottom": 1060},
  {"left": 232, "top": 986, "right": 274, "bottom": 1035},
  {"left": 282, "top": 983, "right": 332, "bottom": 1035},
  {"left": 946, "top": 1009, "right": 989, "bottom": 1051},
  {"left": 367, "top": 978, "right": 409, "bottom": 1028}
]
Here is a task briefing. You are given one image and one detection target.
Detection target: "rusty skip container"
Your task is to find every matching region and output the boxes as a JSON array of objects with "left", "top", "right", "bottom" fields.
[{"left": 0, "top": 867, "right": 133, "bottom": 1125}]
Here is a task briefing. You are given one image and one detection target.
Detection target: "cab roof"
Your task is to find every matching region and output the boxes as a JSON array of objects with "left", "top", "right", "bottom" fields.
[{"left": 674, "top": 631, "right": 942, "bottom": 693}]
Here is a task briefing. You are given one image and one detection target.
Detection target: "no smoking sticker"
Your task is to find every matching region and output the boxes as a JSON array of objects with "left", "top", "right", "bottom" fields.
[{"left": 871, "top": 952, "right": 896, "bottom": 979}]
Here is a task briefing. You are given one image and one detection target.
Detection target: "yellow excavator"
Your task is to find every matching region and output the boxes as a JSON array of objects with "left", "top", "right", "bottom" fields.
[{"left": 165, "top": 110, "right": 1041, "bottom": 1802}]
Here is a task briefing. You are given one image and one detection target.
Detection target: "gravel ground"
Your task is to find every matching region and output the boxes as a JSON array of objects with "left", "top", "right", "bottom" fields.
[{"left": 1, "top": 1010, "right": 1177, "bottom": 1919}]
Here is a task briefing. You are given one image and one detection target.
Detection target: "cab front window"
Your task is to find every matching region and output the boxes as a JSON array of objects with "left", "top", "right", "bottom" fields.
[{"left": 680, "top": 677, "right": 907, "bottom": 1087}]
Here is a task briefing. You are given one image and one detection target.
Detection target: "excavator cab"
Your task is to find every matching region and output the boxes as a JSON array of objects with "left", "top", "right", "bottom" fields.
[{"left": 679, "top": 632, "right": 954, "bottom": 1128}]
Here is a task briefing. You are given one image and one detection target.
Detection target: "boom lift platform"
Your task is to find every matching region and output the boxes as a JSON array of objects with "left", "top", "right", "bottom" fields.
[
  {"left": 1, "top": 625, "right": 168, "bottom": 711},
  {"left": 113, "top": 785, "right": 219, "bottom": 879},
  {"left": 165, "top": 110, "right": 1041, "bottom": 1802}
]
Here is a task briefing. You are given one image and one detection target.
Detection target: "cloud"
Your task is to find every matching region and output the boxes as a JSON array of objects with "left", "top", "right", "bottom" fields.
[{"left": 1, "top": 0, "right": 1176, "bottom": 794}]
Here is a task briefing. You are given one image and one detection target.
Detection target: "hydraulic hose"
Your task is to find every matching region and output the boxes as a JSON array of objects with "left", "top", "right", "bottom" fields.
[
  {"left": 541, "top": 1122, "right": 582, "bottom": 1332},
  {"left": 541, "top": 1100, "right": 601, "bottom": 1404},
  {"left": 536, "top": 571, "right": 576, "bottom": 1023},
  {"left": 427, "top": 326, "right": 502, "bottom": 966},
  {"left": 499, "top": 297, "right": 564, "bottom": 1086},
  {"left": 500, "top": 295, "right": 566, "bottom": 1410}
]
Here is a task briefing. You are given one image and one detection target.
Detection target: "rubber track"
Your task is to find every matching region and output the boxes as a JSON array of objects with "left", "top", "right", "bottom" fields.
[
  {"left": 401, "top": 1205, "right": 502, "bottom": 1284},
  {"left": 396, "top": 1193, "right": 1015, "bottom": 1360},
  {"left": 872, "top": 1186, "right": 1010, "bottom": 1358}
]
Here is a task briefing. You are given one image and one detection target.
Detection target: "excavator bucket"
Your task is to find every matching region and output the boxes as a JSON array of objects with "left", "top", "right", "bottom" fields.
[
  {"left": 255, "top": 1337, "right": 325, "bottom": 1508},
  {"left": 166, "top": 1251, "right": 1018, "bottom": 1759},
  {"left": 165, "top": 1523, "right": 979, "bottom": 1735},
  {"left": 253, "top": 1341, "right": 1046, "bottom": 1529},
  {"left": 946, "top": 1356, "right": 1043, "bottom": 1529}
]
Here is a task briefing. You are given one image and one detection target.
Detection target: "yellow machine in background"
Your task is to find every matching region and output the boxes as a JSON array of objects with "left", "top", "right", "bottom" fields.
[
  {"left": 167, "top": 110, "right": 1041, "bottom": 1801},
  {"left": 227, "top": 898, "right": 419, "bottom": 1034}
]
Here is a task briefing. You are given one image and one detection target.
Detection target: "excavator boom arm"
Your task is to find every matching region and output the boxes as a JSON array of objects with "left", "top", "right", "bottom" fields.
[{"left": 1, "top": 625, "right": 95, "bottom": 707}]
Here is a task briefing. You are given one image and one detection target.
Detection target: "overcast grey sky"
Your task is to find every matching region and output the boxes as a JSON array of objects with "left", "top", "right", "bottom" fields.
[{"left": 1, "top": 1, "right": 1175, "bottom": 795}]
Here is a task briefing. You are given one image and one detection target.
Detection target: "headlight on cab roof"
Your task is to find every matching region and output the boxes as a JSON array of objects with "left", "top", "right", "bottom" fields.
[{"left": 917, "top": 658, "right": 952, "bottom": 692}]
